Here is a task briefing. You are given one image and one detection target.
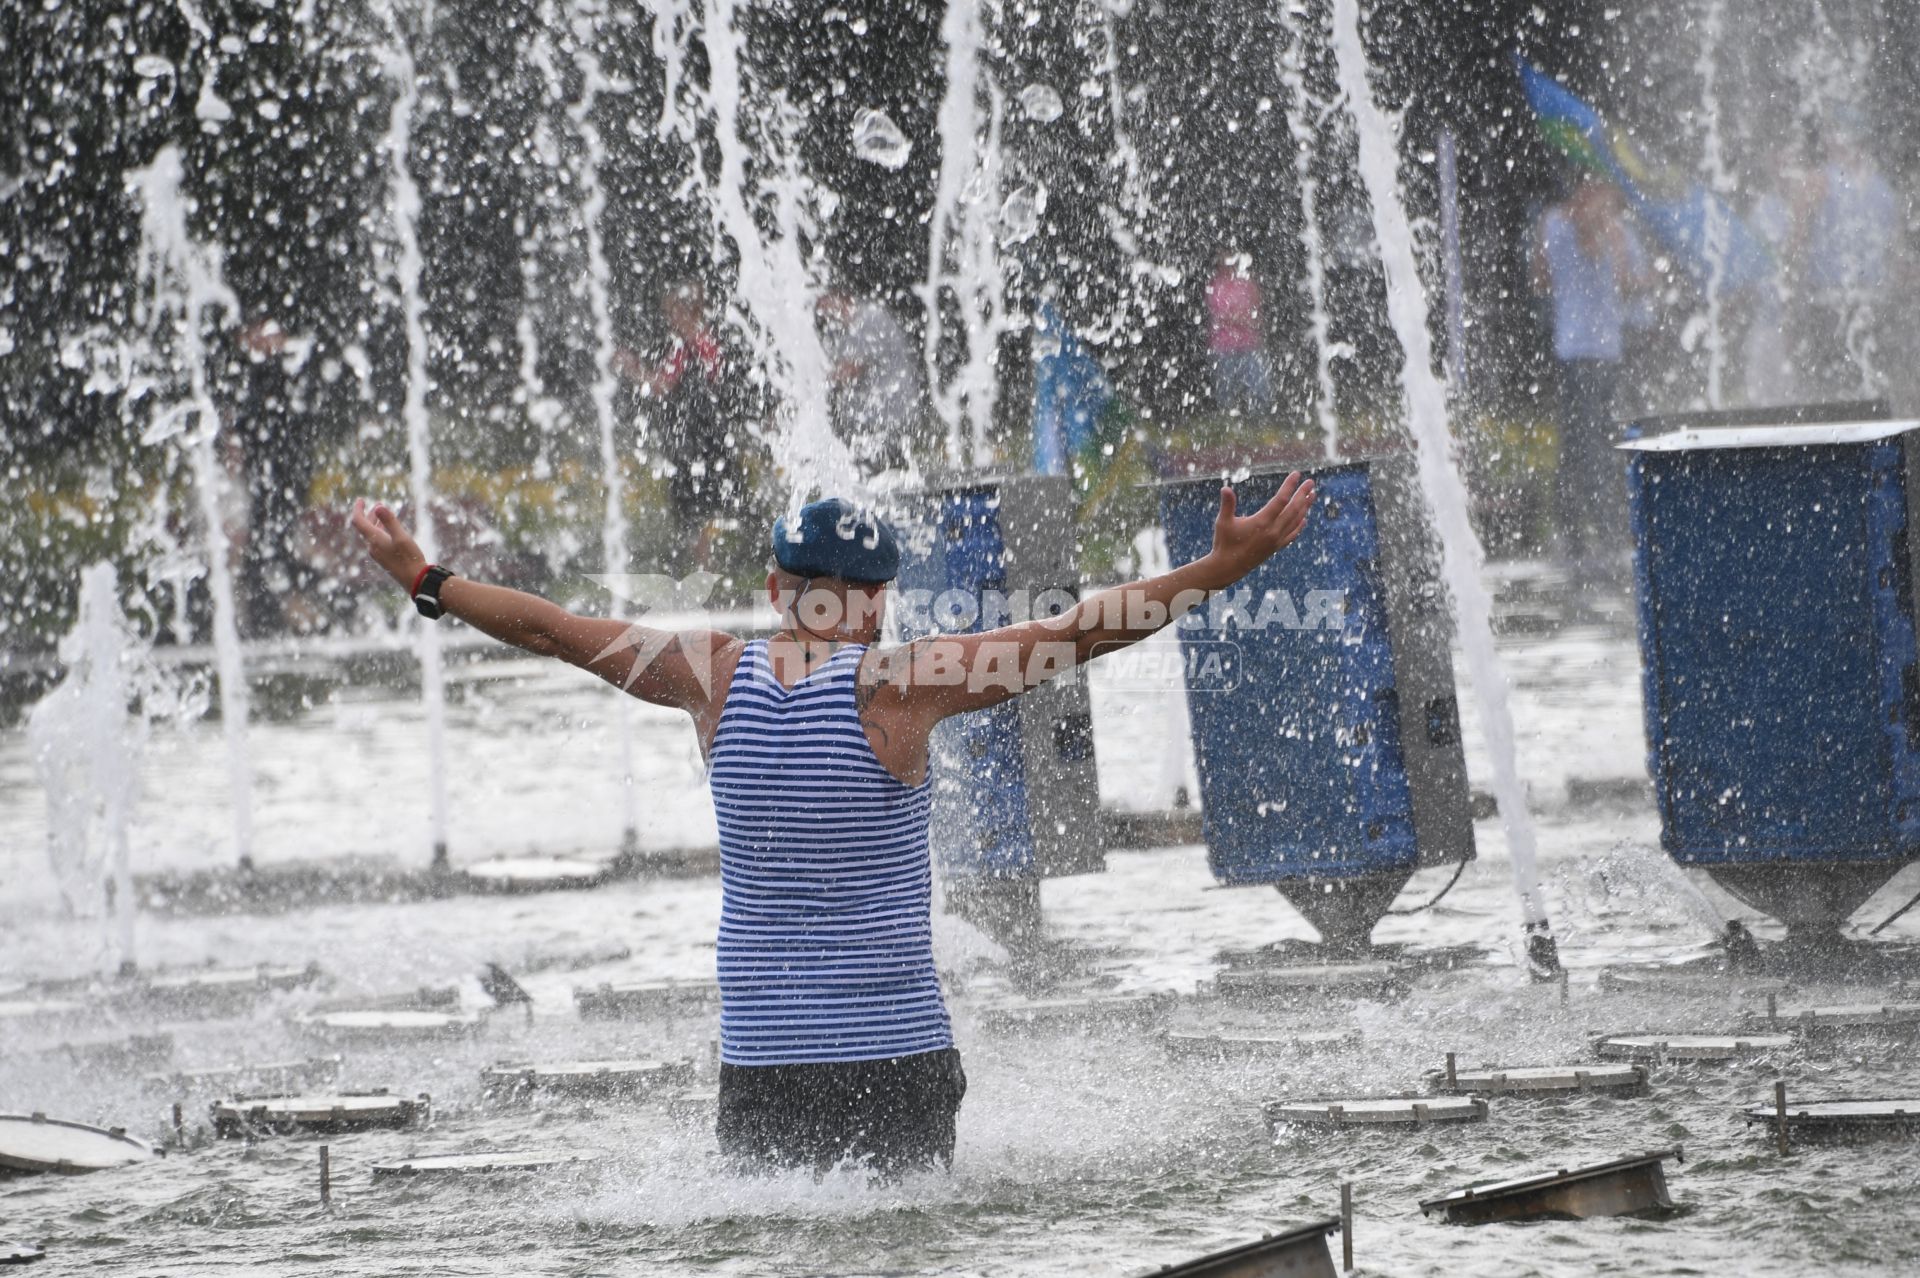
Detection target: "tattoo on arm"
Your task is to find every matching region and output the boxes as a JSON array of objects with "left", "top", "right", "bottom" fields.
[{"left": 856, "top": 649, "right": 910, "bottom": 750}]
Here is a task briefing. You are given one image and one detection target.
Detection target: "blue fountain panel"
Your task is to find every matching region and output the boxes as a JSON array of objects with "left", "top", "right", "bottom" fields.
[
  {"left": 1159, "top": 466, "right": 1421, "bottom": 885},
  {"left": 896, "top": 488, "right": 1037, "bottom": 880},
  {"left": 1628, "top": 429, "right": 1920, "bottom": 865}
]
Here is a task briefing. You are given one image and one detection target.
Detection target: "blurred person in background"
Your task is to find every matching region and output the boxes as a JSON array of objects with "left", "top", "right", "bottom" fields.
[
  {"left": 1205, "top": 249, "right": 1273, "bottom": 420},
  {"left": 1796, "top": 117, "right": 1901, "bottom": 400},
  {"left": 1530, "top": 175, "right": 1650, "bottom": 589},
  {"left": 816, "top": 289, "right": 927, "bottom": 476},
  {"left": 615, "top": 279, "right": 731, "bottom": 570},
  {"left": 231, "top": 316, "right": 322, "bottom": 635},
  {"left": 1742, "top": 142, "right": 1811, "bottom": 407}
]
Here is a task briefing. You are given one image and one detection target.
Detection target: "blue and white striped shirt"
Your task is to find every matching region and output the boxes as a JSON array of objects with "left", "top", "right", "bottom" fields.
[{"left": 709, "top": 639, "right": 951, "bottom": 1066}]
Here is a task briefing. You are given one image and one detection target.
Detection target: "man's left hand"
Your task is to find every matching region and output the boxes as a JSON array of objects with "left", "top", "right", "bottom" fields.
[{"left": 349, "top": 499, "right": 428, "bottom": 591}]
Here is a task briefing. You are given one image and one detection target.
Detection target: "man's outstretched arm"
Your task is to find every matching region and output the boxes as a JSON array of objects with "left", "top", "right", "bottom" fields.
[
  {"left": 871, "top": 472, "right": 1316, "bottom": 724},
  {"left": 349, "top": 500, "right": 734, "bottom": 710}
]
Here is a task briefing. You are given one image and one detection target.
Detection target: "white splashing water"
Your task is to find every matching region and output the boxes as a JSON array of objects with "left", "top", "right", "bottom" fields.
[
  {"left": 1093, "top": 7, "right": 1159, "bottom": 275},
  {"left": 1693, "top": 0, "right": 1729, "bottom": 409},
  {"left": 851, "top": 107, "right": 912, "bottom": 170},
  {"left": 998, "top": 182, "right": 1046, "bottom": 247},
  {"left": 1330, "top": 0, "right": 1553, "bottom": 941},
  {"left": 125, "top": 145, "right": 255, "bottom": 870},
  {"left": 517, "top": 15, "right": 568, "bottom": 461},
  {"left": 1277, "top": 2, "right": 1344, "bottom": 459},
  {"left": 26, "top": 564, "right": 142, "bottom": 968},
  {"left": 566, "top": 1, "right": 639, "bottom": 845},
  {"left": 923, "top": 0, "right": 1009, "bottom": 469},
  {"left": 1017, "top": 82, "right": 1064, "bottom": 123},
  {"left": 694, "top": 0, "right": 859, "bottom": 505},
  {"left": 381, "top": 21, "right": 451, "bottom": 864},
  {"left": 922, "top": 0, "right": 982, "bottom": 469}
]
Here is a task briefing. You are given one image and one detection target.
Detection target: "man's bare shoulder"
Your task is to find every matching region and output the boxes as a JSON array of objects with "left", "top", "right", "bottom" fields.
[
  {"left": 855, "top": 641, "right": 920, "bottom": 690},
  {"left": 670, "top": 628, "right": 745, "bottom": 656},
  {"left": 593, "top": 623, "right": 740, "bottom": 662},
  {"left": 672, "top": 629, "right": 748, "bottom": 684}
]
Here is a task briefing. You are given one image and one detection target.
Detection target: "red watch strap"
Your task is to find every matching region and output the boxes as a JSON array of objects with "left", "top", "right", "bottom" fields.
[{"left": 410, "top": 564, "right": 434, "bottom": 598}]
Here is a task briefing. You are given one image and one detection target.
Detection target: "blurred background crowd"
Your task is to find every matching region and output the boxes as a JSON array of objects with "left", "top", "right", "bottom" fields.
[{"left": 4, "top": 0, "right": 1917, "bottom": 654}]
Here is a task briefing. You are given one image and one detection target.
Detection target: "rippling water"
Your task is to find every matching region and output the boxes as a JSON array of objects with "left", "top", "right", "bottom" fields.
[{"left": 5, "top": 582, "right": 1920, "bottom": 1275}]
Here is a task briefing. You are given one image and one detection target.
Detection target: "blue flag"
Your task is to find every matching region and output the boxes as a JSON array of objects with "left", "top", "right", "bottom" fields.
[
  {"left": 1514, "top": 55, "right": 1773, "bottom": 292},
  {"left": 1032, "top": 302, "right": 1111, "bottom": 476}
]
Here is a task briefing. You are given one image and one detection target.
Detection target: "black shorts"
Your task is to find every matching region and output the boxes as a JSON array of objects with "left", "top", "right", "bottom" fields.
[{"left": 716, "top": 1047, "right": 966, "bottom": 1178}]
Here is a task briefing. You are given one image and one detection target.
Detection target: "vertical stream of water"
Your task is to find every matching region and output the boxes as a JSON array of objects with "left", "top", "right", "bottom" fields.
[{"left": 1330, "top": 0, "right": 1557, "bottom": 969}]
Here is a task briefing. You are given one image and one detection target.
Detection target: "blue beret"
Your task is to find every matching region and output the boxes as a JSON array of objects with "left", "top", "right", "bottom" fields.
[{"left": 771, "top": 498, "right": 900, "bottom": 583}]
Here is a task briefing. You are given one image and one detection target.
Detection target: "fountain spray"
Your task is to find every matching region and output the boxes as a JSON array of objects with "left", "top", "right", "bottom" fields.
[
  {"left": 565, "top": 3, "right": 641, "bottom": 853},
  {"left": 1330, "top": 0, "right": 1559, "bottom": 977},
  {"left": 1693, "top": 0, "right": 1731, "bottom": 409},
  {"left": 126, "top": 146, "right": 256, "bottom": 873},
  {"left": 381, "top": 15, "right": 452, "bottom": 868},
  {"left": 921, "top": 0, "right": 998, "bottom": 470},
  {"left": 26, "top": 564, "right": 142, "bottom": 970},
  {"left": 1276, "top": 3, "right": 1344, "bottom": 460},
  {"left": 1093, "top": 6, "right": 1156, "bottom": 274},
  {"left": 698, "top": 0, "right": 859, "bottom": 504}
]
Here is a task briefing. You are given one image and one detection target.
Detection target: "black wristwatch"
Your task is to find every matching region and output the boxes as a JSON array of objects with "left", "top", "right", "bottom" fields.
[{"left": 412, "top": 564, "right": 456, "bottom": 620}]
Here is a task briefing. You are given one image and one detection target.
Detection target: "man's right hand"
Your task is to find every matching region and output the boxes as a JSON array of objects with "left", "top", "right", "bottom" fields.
[{"left": 349, "top": 499, "right": 427, "bottom": 591}]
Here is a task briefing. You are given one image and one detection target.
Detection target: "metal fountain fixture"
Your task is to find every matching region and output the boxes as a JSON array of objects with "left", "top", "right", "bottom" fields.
[
  {"left": 1156, "top": 457, "right": 1476, "bottom": 957},
  {"left": 1623, "top": 401, "right": 1920, "bottom": 956},
  {"left": 1420, "top": 1149, "right": 1682, "bottom": 1224},
  {"left": 895, "top": 473, "right": 1106, "bottom": 946}
]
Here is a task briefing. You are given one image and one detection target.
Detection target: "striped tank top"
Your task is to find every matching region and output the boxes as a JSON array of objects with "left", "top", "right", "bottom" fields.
[{"left": 708, "top": 638, "right": 951, "bottom": 1066}]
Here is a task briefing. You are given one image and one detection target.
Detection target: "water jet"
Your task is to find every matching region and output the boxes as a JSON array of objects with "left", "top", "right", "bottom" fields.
[{"left": 1158, "top": 459, "right": 1474, "bottom": 960}]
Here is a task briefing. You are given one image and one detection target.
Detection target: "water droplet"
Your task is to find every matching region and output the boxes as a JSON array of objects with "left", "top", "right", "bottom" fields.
[
  {"left": 959, "top": 163, "right": 991, "bottom": 206},
  {"left": 133, "top": 55, "right": 175, "bottom": 79},
  {"left": 850, "top": 108, "right": 910, "bottom": 170},
  {"left": 998, "top": 183, "right": 1047, "bottom": 246},
  {"left": 1018, "top": 83, "right": 1064, "bottom": 123}
]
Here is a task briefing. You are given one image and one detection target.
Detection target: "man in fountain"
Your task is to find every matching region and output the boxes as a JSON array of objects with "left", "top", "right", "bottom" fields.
[{"left": 348, "top": 476, "right": 1314, "bottom": 1175}]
